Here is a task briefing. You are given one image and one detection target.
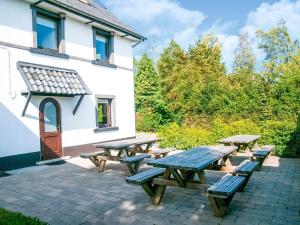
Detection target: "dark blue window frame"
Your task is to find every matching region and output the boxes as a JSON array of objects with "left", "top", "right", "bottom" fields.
[
  {"left": 93, "top": 28, "right": 113, "bottom": 63},
  {"left": 36, "top": 13, "right": 59, "bottom": 50},
  {"left": 32, "top": 7, "right": 65, "bottom": 52}
]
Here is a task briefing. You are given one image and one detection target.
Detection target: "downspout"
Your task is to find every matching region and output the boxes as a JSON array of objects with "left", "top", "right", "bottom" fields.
[{"left": 0, "top": 46, "right": 16, "bottom": 99}]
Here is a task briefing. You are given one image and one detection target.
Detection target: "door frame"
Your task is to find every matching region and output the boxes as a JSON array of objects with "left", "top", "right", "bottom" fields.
[{"left": 39, "top": 97, "right": 62, "bottom": 160}]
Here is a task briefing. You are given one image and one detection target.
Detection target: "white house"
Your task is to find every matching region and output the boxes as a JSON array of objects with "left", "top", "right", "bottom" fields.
[{"left": 0, "top": 0, "right": 146, "bottom": 170}]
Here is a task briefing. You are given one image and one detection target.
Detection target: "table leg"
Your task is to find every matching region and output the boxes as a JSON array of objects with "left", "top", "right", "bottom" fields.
[
  {"left": 153, "top": 169, "right": 171, "bottom": 205},
  {"left": 123, "top": 148, "right": 130, "bottom": 157},
  {"left": 145, "top": 142, "right": 153, "bottom": 153},
  {"left": 248, "top": 141, "right": 258, "bottom": 152},
  {"left": 103, "top": 148, "right": 113, "bottom": 160},
  {"left": 197, "top": 170, "right": 207, "bottom": 184},
  {"left": 219, "top": 155, "right": 233, "bottom": 172}
]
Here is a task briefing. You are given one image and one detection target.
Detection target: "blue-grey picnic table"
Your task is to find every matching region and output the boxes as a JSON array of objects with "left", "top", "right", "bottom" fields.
[
  {"left": 218, "top": 134, "right": 261, "bottom": 152},
  {"left": 146, "top": 145, "right": 237, "bottom": 205},
  {"left": 95, "top": 137, "right": 160, "bottom": 157},
  {"left": 80, "top": 137, "right": 160, "bottom": 173}
]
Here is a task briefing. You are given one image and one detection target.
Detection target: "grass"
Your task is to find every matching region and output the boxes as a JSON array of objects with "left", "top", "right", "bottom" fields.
[{"left": 0, "top": 208, "right": 47, "bottom": 225}]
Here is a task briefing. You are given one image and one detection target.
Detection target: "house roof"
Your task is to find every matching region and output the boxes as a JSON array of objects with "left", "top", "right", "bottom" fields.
[
  {"left": 43, "top": 0, "right": 146, "bottom": 41},
  {"left": 17, "top": 61, "right": 92, "bottom": 96}
]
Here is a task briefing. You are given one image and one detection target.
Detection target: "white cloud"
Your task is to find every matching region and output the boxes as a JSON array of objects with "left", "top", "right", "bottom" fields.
[
  {"left": 246, "top": 0, "right": 300, "bottom": 38},
  {"left": 100, "top": 0, "right": 300, "bottom": 72},
  {"left": 216, "top": 35, "right": 239, "bottom": 72},
  {"left": 214, "top": 0, "right": 300, "bottom": 72},
  {"left": 100, "top": 0, "right": 206, "bottom": 51},
  {"left": 204, "top": 19, "right": 238, "bottom": 35}
]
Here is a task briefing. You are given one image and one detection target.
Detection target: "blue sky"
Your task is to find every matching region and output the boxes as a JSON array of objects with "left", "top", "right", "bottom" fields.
[{"left": 98, "top": 0, "right": 300, "bottom": 72}]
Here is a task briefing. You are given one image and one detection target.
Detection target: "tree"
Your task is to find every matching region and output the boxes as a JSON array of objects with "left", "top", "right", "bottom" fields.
[
  {"left": 134, "top": 54, "right": 160, "bottom": 111},
  {"left": 134, "top": 54, "right": 169, "bottom": 130},
  {"left": 157, "top": 40, "right": 187, "bottom": 122},
  {"left": 233, "top": 32, "right": 256, "bottom": 74},
  {"left": 257, "top": 20, "right": 299, "bottom": 82},
  {"left": 184, "top": 34, "right": 227, "bottom": 117}
]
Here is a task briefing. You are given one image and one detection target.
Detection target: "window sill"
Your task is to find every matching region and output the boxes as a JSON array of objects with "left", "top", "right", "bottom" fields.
[
  {"left": 93, "top": 127, "right": 119, "bottom": 133},
  {"left": 29, "top": 48, "right": 70, "bottom": 59},
  {"left": 91, "top": 60, "right": 117, "bottom": 68}
]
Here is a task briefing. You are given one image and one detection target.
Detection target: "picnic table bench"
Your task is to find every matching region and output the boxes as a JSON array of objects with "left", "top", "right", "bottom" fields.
[
  {"left": 120, "top": 154, "right": 151, "bottom": 175},
  {"left": 219, "top": 135, "right": 261, "bottom": 152},
  {"left": 126, "top": 168, "right": 166, "bottom": 197},
  {"left": 251, "top": 145, "right": 275, "bottom": 169},
  {"left": 232, "top": 160, "right": 259, "bottom": 191},
  {"left": 208, "top": 175, "right": 245, "bottom": 217},
  {"left": 80, "top": 150, "right": 110, "bottom": 172}
]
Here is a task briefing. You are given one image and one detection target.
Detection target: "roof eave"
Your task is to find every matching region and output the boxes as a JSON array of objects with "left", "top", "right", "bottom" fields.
[{"left": 40, "top": 0, "right": 147, "bottom": 41}]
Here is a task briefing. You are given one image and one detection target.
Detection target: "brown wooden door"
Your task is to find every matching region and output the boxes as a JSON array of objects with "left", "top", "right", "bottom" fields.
[{"left": 39, "top": 98, "right": 62, "bottom": 160}]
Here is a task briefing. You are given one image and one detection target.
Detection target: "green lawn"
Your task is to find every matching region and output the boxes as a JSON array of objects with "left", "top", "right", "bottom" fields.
[{"left": 0, "top": 208, "right": 47, "bottom": 225}]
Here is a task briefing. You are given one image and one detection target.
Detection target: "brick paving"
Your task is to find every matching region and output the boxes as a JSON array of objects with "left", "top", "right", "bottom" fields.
[{"left": 0, "top": 154, "right": 299, "bottom": 225}]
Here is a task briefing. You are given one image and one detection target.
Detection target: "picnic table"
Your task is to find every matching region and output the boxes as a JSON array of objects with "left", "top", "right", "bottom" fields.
[
  {"left": 81, "top": 137, "right": 160, "bottom": 172},
  {"left": 218, "top": 135, "right": 261, "bottom": 152},
  {"left": 95, "top": 137, "right": 160, "bottom": 158},
  {"left": 147, "top": 145, "right": 237, "bottom": 205}
]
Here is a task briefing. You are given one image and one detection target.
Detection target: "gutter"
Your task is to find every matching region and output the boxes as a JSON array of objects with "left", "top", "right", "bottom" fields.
[{"left": 41, "top": 0, "right": 147, "bottom": 41}]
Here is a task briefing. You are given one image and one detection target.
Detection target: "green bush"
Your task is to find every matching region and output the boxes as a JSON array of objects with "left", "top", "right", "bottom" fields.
[
  {"left": 157, "top": 118, "right": 299, "bottom": 157},
  {"left": 0, "top": 208, "right": 47, "bottom": 225},
  {"left": 260, "top": 120, "right": 298, "bottom": 157},
  {"left": 158, "top": 123, "right": 214, "bottom": 149},
  {"left": 212, "top": 118, "right": 261, "bottom": 140},
  {"left": 136, "top": 109, "right": 162, "bottom": 132}
]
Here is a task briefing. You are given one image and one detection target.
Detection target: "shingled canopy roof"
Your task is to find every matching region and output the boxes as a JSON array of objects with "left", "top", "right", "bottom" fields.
[
  {"left": 17, "top": 61, "right": 91, "bottom": 96},
  {"left": 17, "top": 61, "right": 91, "bottom": 116}
]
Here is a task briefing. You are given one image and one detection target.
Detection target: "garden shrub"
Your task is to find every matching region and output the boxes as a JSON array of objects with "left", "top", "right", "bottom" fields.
[
  {"left": 212, "top": 118, "right": 261, "bottom": 141},
  {"left": 136, "top": 109, "right": 162, "bottom": 132},
  {"left": 158, "top": 118, "right": 299, "bottom": 158},
  {"left": 158, "top": 123, "right": 214, "bottom": 149},
  {"left": 0, "top": 208, "right": 47, "bottom": 225},
  {"left": 260, "top": 120, "right": 298, "bottom": 157}
]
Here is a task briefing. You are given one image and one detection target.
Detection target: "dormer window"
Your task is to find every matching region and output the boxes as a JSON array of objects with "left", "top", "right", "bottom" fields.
[
  {"left": 36, "top": 14, "right": 58, "bottom": 50},
  {"left": 93, "top": 28, "right": 113, "bottom": 63}
]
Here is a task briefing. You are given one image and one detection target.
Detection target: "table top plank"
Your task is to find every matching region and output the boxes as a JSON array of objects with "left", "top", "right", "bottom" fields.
[
  {"left": 95, "top": 137, "right": 160, "bottom": 149},
  {"left": 148, "top": 146, "right": 236, "bottom": 171},
  {"left": 219, "top": 135, "right": 261, "bottom": 145}
]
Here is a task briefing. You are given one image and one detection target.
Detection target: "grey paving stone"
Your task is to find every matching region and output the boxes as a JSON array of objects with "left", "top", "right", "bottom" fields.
[{"left": 0, "top": 155, "right": 299, "bottom": 225}]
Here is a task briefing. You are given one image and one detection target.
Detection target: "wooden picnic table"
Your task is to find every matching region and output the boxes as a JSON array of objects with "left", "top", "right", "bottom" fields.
[
  {"left": 147, "top": 145, "right": 237, "bottom": 205},
  {"left": 95, "top": 137, "right": 160, "bottom": 158},
  {"left": 81, "top": 137, "right": 160, "bottom": 172},
  {"left": 218, "top": 135, "right": 261, "bottom": 152}
]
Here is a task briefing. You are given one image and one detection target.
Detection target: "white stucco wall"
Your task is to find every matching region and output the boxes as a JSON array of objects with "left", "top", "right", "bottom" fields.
[
  {"left": 0, "top": 0, "right": 33, "bottom": 47},
  {"left": 0, "top": 46, "right": 136, "bottom": 158},
  {"left": 64, "top": 17, "right": 94, "bottom": 59},
  {"left": 0, "top": 0, "right": 136, "bottom": 158}
]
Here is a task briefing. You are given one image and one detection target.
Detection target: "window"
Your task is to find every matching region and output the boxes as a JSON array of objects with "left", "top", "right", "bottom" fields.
[
  {"left": 32, "top": 7, "right": 65, "bottom": 52},
  {"left": 97, "top": 98, "right": 112, "bottom": 128},
  {"left": 95, "top": 34, "right": 109, "bottom": 61},
  {"left": 93, "top": 29, "right": 112, "bottom": 63},
  {"left": 44, "top": 101, "right": 58, "bottom": 132},
  {"left": 36, "top": 14, "right": 58, "bottom": 50}
]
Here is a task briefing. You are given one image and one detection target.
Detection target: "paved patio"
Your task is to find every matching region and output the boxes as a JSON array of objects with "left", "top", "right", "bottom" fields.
[{"left": 0, "top": 153, "right": 299, "bottom": 225}]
